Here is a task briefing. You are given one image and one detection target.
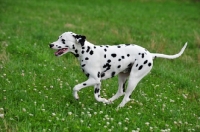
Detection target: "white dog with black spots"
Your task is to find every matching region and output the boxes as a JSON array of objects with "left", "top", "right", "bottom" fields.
[{"left": 49, "top": 31, "right": 187, "bottom": 108}]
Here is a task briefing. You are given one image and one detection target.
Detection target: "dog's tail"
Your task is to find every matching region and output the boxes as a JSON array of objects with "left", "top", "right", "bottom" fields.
[{"left": 151, "top": 42, "right": 187, "bottom": 59}]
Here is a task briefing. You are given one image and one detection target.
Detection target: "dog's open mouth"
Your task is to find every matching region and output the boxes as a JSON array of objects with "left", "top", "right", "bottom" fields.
[{"left": 55, "top": 48, "right": 68, "bottom": 56}]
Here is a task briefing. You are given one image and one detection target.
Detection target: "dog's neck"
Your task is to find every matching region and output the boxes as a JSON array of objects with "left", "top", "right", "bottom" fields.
[{"left": 72, "top": 40, "right": 95, "bottom": 61}]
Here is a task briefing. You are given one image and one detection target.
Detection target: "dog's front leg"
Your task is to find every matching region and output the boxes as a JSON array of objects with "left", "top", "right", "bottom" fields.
[
  {"left": 73, "top": 78, "right": 100, "bottom": 100},
  {"left": 94, "top": 84, "right": 109, "bottom": 103}
]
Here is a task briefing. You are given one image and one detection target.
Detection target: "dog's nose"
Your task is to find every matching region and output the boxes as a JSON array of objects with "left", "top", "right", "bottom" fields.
[{"left": 49, "top": 44, "right": 54, "bottom": 48}]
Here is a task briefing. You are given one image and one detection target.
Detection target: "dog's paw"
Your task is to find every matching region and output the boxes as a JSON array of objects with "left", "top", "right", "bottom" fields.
[
  {"left": 73, "top": 91, "right": 79, "bottom": 100},
  {"left": 106, "top": 99, "right": 114, "bottom": 104},
  {"left": 102, "top": 98, "right": 109, "bottom": 104}
]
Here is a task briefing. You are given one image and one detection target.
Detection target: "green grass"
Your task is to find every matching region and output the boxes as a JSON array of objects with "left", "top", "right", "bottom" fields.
[{"left": 0, "top": 0, "right": 200, "bottom": 131}]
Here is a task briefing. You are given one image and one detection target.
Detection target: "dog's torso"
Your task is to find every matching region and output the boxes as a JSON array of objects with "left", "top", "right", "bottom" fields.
[{"left": 75, "top": 41, "right": 153, "bottom": 80}]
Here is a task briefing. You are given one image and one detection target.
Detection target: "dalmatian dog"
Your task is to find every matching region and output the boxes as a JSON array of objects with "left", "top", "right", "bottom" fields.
[{"left": 49, "top": 31, "right": 187, "bottom": 108}]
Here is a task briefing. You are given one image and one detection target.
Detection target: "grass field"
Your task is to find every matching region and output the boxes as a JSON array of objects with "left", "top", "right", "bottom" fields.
[{"left": 0, "top": 0, "right": 200, "bottom": 131}]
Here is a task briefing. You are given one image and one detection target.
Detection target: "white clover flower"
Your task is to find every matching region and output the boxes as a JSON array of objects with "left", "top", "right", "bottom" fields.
[
  {"left": 118, "top": 122, "right": 122, "bottom": 125},
  {"left": 0, "top": 114, "right": 4, "bottom": 118},
  {"left": 88, "top": 114, "right": 92, "bottom": 117},
  {"left": 145, "top": 122, "right": 150, "bottom": 126},
  {"left": 52, "top": 113, "right": 56, "bottom": 116},
  {"left": 124, "top": 127, "right": 128, "bottom": 131},
  {"left": 0, "top": 108, "right": 4, "bottom": 112},
  {"left": 22, "top": 108, "right": 26, "bottom": 112},
  {"left": 68, "top": 112, "right": 72, "bottom": 115}
]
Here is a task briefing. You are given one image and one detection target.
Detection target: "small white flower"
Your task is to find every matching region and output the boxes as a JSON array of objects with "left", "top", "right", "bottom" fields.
[
  {"left": 68, "top": 112, "right": 72, "bottom": 115},
  {"left": 52, "top": 113, "right": 56, "bottom": 116},
  {"left": 50, "top": 85, "right": 53, "bottom": 88},
  {"left": 88, "top": 114, "right": 92, "bottom": 117},
  {"left": 0, "top": 108, "right": 4, "bottom": 112},
  {"left": 118, "top": 122, "right": 122, "bottom": 125},
  {"left": 124, "top": 127, "right": 128, "bottom": 131},
  {"left": 29, "top": 113, "right": 34, "bottom": 116},
  {"left": 22, "top": 108, "right": 26, "bottom": 112},
  {"left": 0, "top": 114, "right": 4, "bottom": 118},
  {"left": 145, "top": 122, "right": 150, "bottom": 126}
]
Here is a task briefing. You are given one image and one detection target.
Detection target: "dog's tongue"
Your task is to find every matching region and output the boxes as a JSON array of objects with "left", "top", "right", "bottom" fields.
[{"left": 55, "top": 49, "right": 67, "bottom": 56}]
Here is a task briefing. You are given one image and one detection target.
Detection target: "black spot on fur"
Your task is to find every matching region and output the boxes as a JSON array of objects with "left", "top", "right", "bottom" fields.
[
  {"left": 83, "top": 83, "right": 87, "bottom": 86},
  {"left": 123, "top": 81, "right": 127, "bottom": 92},
  {"left": 111, "top": 72, "right": 115, "bottom": 77},
  {"left": 85, "top": 57, "right": 89, "bottom": 60},
  {"left": 125, "top": 44, "right": 130, "bottom": 46},
  {"left": 61, "top": 39, "right": 65, "bottom": 44},
  {"left": 111, "top": 54, "right": 117, "bottom": 58},
  {"left": 138, "top": 65, "right": 143, "bottom": 70},
  {"left": 136, "top": 64, "right": 138, "bottom": 67},
  {"left": 117, "top": 46, "right": 121, "bottom": 48},
  {"left": 82, "top": 47, "right": 85, "bottom": 49},
  {"left": 121, "top": 56, "right": 125, "bottom": 59},
  {"left": 138, "top": 53, "right": 141, "bottom": 55},
  {"left": 89, "top": 50, "right": 94, "bottom": 55},
  {"left": 58, "top": 46, "right": 61, "bottom": 48},
  {"left": 103, "top": 63, "right": 111, "bottom": 71},
  {"left": 104, "top": 54, "right": 106, "bottom": 58},
  {"left": 101, "top": 72, "right": 105, "bottom": 77},
  {"left": 94, "top": 46, "right": 96, "bottom": 49},
  {"left": 72, "top": 45, "right": 75, "bottom": 49},
  {"left": 86, "top": 73, "right": 90, "bottom": 77},
  {"left": 142, "top": 53, "right": 144, "bottom": 58},
  {"left": 94, "top": 88, "right": 100, "bottom": 94},
  {"left": 81, "top": 50, "right": 84, "bottom": 54},
  {"left": 75, "top": 49, "right": 78, "bottom": 54},
  {"left": 104, "top": 49, "right": 107, "bottom": 52},
  {"left": 118, "top": 59, "right": 121, "bottom": 61},
  {"left": 97, "top": 72, "right": 100, "bottom": 78},
  {"left": 82, "top": 64, "right": 86, "bottom": 67},
  {"left": 127, "top": 54, "right": 130, "bottom": 57},
  {"left": 117, "top": 65, "right": 121, "bottom": 68},
  {"left": 86, "top": 46, "right": 90, "bottom": 53},
  {"left": 107, "top": 59, "right": 111, "bottom": 63},
  {"left": 144, "top": 60, "right": 148, "bottom": 64},
  {"left": 148, "top": 63, "right": 152, "bottom": 67}
]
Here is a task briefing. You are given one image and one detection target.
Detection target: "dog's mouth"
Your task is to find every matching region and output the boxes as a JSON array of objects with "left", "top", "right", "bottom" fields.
[{"left": 55, "top": 48, "right": 68, "bottom": 56}]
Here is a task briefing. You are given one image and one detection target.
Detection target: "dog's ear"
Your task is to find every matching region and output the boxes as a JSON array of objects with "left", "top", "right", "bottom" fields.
[{"left": 73, "top": 34, "right": 86, "bottom": 46}]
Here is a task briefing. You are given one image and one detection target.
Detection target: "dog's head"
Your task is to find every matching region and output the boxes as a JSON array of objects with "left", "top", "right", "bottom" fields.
[{"left": 49, "top": 32, "right": 86, "bottom": 56}]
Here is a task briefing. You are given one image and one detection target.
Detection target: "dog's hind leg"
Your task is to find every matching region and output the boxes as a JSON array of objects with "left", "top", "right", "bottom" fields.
[
  {"left": 117, "top": 60, "right": 153, "bottom": 108},
  {"left": 94, "top": 83, "right": 109, "bottom": 103},
  {"left": 108, "top": 72, "right": 130, "bottom": 103}
]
